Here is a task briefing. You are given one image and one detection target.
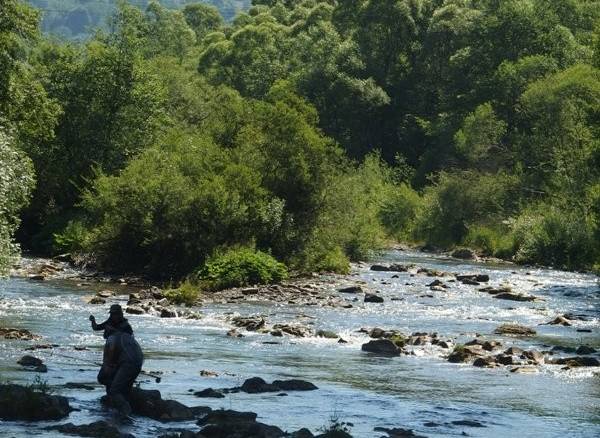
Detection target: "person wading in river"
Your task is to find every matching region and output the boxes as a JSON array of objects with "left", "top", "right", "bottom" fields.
[
  {"left": 98, "top": 324, "right": 144, "bottom": 416},
  {"left": 89, "top": 304, "right": 133, "bottom": 339}
]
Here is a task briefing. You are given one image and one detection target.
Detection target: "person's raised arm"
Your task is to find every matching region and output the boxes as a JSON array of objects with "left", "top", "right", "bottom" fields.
[{"left": 89, "top": 315, "right": 107, "bottom": 331}]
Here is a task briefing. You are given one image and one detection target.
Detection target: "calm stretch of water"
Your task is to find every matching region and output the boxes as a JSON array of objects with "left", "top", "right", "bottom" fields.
[{"left": 1, "top": 251, "right": 599, "bottom": 437}]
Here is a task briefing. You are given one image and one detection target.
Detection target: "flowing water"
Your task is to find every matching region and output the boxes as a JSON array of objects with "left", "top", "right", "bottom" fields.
[{"left": 1, "top": 250, "right": 599, "bottom": 437}]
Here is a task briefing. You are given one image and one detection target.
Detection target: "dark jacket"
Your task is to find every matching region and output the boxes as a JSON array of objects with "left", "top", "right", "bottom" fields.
[
  {"left": 103, "top": 332, "right": 144, "bottom": 368},
  {"left": 92, "top": 316, "right": 133, "bottom": 339}
]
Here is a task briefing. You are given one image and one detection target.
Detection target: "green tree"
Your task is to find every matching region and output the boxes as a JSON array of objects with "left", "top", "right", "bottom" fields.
[{"left": 0, "top": 130, "right": 35, "bottom": 274}]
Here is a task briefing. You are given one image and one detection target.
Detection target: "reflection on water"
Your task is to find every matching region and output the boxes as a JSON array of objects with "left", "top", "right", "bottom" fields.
[{"left": 0, "top": 250, "right": 599, "bottom": 437}]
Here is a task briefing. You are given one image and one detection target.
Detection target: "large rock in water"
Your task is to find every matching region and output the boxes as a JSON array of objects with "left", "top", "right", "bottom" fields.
[
  {"left": 46, "top": 421, "right": 134, "bottom": 438},
  {"left": 494, "top": 324, "right": 536, "bottom": 336},
  {"left": 0, "top": 384, "right": 72, "bottom": 421},
  {"left": 129, "top": 388, "right": 194, "bottom": 422},
  {"left": 361, "top": 339, "right": 402, "bottom": 356},
  {"left": 364, "top": 293, "right": 384, "bottom": 303},
  {"left": 240, "top": 377, "right": 279, "bottom": 394},
  {"left": 238, "top": 377, "right": 318, "bottom": 393},
  {"left": 198, "top": 409, "right": 285, "bottom": 438},
  {"left": 272, "top": 379, "right": 318, "bottom": 391}
]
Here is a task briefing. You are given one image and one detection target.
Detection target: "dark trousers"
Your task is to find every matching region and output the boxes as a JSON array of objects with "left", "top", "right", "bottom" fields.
[{"left": 98, "top": 363, "right": 141, "bottom": 398}]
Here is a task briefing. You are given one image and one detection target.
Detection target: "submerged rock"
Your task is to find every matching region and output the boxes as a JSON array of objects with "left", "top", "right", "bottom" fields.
[
  {"left": 494, "top": 324, "right": 536, "bottom": 336},
  {"left": 550, "top": 357, "right": 600, "bottom": 367},
  {"left": 338, "top": 286, "right": 363, "bottom": 294},
  {"left": 46, "top": 421, "right": 134, "bottom": 438},
  {"left": 373, "top": 426, "right": 427, "bottom": 437},
  {"left": 194, "top": 388, "right": 224, "bottom": 398},
  {"left": 316, "top": 330, "right": 339, "bottom": 339},
  {"left": 576, "top": 346, "right": 597, "bottom": 355},
  {"left": 0, "top": 384, "right": 71, "bottom": 421}
]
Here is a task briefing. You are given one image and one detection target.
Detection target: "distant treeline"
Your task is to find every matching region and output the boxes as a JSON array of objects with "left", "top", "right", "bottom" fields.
[
  {"left": 27, "top": 0, "right": 250, "bottom": 39},
  {"left": 1, "top": 0, "right": 599, "bottom": 280}
]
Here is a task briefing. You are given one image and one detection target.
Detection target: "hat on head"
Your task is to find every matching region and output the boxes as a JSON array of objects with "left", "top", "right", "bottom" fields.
[{"left": 109, "top": 304, "right": 123, "bottom": 315}]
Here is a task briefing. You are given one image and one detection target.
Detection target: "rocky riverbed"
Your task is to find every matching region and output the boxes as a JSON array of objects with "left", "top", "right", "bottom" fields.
[{"left": 1, "top": 250, "right": 599, "bottom": 437}]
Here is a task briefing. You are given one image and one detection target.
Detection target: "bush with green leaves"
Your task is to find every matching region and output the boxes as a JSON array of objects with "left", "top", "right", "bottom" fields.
[
  {"left": 463, "top": 224, "right": 516, "bottom": 259},
  {"left": 164, "top": 280, "right": 200, "bottom": 306},
  {"left": 0, "top": 130, "right": 35, "bottom": 274},
  {"left": 198, "top": 247, "right": 287, "bottom": 290},
  {"left": 512, "top": 205, "right": 598, "bottom": 270},
  {"left": 380, "top": 183, "right": 422, "bottom": 241},
  {"left": 414, "top": 171, "right": 520, "bottom": 247}
]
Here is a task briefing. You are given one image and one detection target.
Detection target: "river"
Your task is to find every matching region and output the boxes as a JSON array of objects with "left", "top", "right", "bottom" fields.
[{"left": 0, "top": 250, "right": 599, "bottom": 437}]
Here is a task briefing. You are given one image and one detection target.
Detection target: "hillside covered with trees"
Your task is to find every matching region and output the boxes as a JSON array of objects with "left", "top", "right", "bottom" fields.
[
  {"left": 27, "top": 0, "right": 250, "bottom": 39},
  {"left": 2, "top": 0, "right": 599, "bottom": 281}
]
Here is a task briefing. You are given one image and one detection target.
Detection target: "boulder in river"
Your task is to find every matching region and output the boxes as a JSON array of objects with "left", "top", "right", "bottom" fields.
[
  {"left": 364, "top": 293, "right": 384, "bottom": 303},
  {"left": 362, "top": 339, "right": 402, "bottom": 356},
  {"left": 0, "top": 384, "right": 71, "bottom": 420},
  {"left": 494, "top": 324, "right": 536, "bottom": 336},
  {"left": 522, "top": 350, "right": 545, "bottom": 364},
  {"left": 88, "top": 297, "right": 106, "bottom": 305},
  {"left": 194, "top": 388, "right": 225, "bottom": 398},
  {"left": 0, "top": 327, "right": 41, "bottom": 341},
  {"left": 238, "top": 377, "right": 318, "bottom": 394},
  {"left": 160, "top": 308, "right": 177, "bottom": 318},
  {"left": 17, "top": 355, "right": 48, "bottom": 372},
  {"left": 448, "top": 345, "right": 486, "bottom": 363},
  {"left": 272, "top": 380, "right": 318, "bottom": 391},
  {"left": 338, "top": 286, "right": 363, "bottom": 294},
  {"left": 240, "top": 377, "right": 279, "bottom": 394},
  {"left": 232, "top": 316, "right": 266, "bottom": 331},
  {"left": 457, "top": 274, "right": 489, "bottom": 283},
  {"left": 129, "top": 388, "right": 194, "bottom": 422},
  {"left": 272, "top": 323, "right": 312, "bottom": 337},
  {"left": 473, "top": 356, "right": 497, "bottom": 368},
  {"left": 197, "top": 408, "right": 285, "bottom": 438},
  {"left": 493, "top": 292, "right": 537, "bottom": 302},
  {"left": 46, "top": 421, "right": 134, "bottom": 438},
  {"left": 97, "top": 290, "right": 116, "bottom": 298},
  {"left": 126, "top": 306, "right": 145, "bottom": 315}
]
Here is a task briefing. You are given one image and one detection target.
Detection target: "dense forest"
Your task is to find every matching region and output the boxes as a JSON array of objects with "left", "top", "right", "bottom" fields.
[
  {"left": 28, "top": 0, "right": 251, "bottom": 39},
  {"left": 1, "top": 0, "right": 599, "bottom": 282}
]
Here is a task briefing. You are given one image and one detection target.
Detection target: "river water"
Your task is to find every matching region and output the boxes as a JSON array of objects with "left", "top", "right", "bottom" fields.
[{"left": 0, "top": 250, "right": 599, "bottom": 437}]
